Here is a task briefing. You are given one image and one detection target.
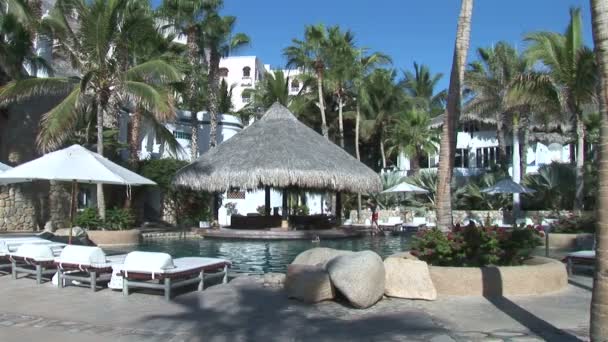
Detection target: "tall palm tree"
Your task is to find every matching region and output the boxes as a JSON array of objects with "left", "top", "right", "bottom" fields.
[
  {"left": 400, "top": 62, "right": 447, "bottom": 117},
  {"left": 284, "top": 24, "right": 331, "bottom": 138},
  {"left": 158, "top": 0, "right": 220, "bottom": 160},
  {"left": 201, "top": 11, "right": 249, "bottom": 149},
  {"left": 0, "top": 0, "right": 181, "bottom": 219},
  {"left": 525, "top": 7, "right": 597, "bottom": 211},
  {"left": 385, "top": 109, "right": 439, "bottom": 174},
  {"left": 589, "top": 0, "right": 608, "bottom": 339},
  {"left": 242, "top": 70, "right": 290, "bottom": 109},
  {"left": 464, "top": 42, "right": 530, "bottom": 167},
  {"left": 435, "top": 0, "right": 474, "bottom": 230}
]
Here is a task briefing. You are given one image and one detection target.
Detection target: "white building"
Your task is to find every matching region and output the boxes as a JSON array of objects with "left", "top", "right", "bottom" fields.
[{"left": 396, "top": 121, "right": 572, "bottom": 178}]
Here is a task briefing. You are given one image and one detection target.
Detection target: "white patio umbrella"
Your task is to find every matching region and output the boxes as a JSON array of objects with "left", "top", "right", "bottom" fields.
[
  {"left": 0, "top": 145, "right": 156, "bottom": 241},
  {"left": 481, "top": 179, "right": 535, "bottom": 195},
  {"left": 382, "top": 182, "right": 429, "bottom": 194}
]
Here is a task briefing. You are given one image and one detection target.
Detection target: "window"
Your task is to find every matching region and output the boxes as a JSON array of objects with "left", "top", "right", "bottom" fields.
[
  {"left": 173, "top": 130, "right": 192, "bottom": 140},
  {"left": 227, "top": 190, "right": 246, "bottom": 199},
  {"left": 242, "top": 66, "right": 251, "bottom": 77},
  {"left": 476, "top": 147, "right": 499, "bottom": 168},
  {"left": 219, "top": 68, "right": 229, "bottom": 77},
  {"left": 454, "top": 148, "right": 469, "bottom": 168},
  {"left": 242, "top": 94, "right": 251, "bottom": 103},
  {"left": 290, "top": 79, "right": 300, "bottom": 92}
]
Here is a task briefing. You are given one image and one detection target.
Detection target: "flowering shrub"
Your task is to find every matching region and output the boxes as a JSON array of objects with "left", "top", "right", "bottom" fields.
[
  {"left": 550, "top": 213, "right": 595, "bottom": 233},
  {"left": 410, "top": 225, "right": 543, "bottom": 267}
]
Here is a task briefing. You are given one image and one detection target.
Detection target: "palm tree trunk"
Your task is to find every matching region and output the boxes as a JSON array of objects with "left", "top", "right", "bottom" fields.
[
  {"left": 317, "top": 71, "right": 328, "bottom": 138},
  {"left": 436, "top": 0, "right": 474, "bottom": 230},
  {"left": 338, "top": 93, "right": 345, "bottom": 148},
  {"left": 589, "top": 1, "right": 608, "bottom": 338},
  {"left": 186, "top": 29, "right": 199, "bottom": 161},
  {"left": 208, "top": 50, "right": 221, "bottom": 149},
  {"left": 380, "top": 132, "right": 387, "bottom": 169},
  {"left": 411, "top": 151, "right": 421, "bottom": 174},
  {"left": 356, "top": 101, "right": 362, "bottom": 222},
  {"left": 129, "top": 107, "right": 142, "bottom": 167},
  {"left": 496, "top": 115, "right": 508, "bottom": 168},
  {"left": 520, "top": 116, "right": 530, "bottom": 179},
  {"left": 575, "top": 115, "right": 586, "bottom": 211},
  {"left": 96, "top": 97, "right": 106, "bottom": 220}
]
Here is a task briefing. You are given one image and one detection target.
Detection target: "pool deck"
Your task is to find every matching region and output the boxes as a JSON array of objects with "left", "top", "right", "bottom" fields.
[
  {"left": 198, "top": 227, "right": 365, "bottom": 240},
  {"left": 0, "top": 272, "right": 592, "bottom": 342}
]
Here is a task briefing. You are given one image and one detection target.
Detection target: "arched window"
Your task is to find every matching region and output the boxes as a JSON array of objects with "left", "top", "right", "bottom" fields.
[
  {"left": 290, "top": 79, "right": 300, "bottom": 92},
  {"left": 219, "top": 68, "right": 229, "bottom": 77},
  {"left": 242, "top": 66, "right": 251, "bottom": 77}
]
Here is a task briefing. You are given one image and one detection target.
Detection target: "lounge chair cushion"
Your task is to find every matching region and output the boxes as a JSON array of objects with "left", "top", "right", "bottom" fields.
[
  {"left": 123, "top": 251, "right": 175, "bottom": 273},
  {"left": 57, "top": 245, "right": 106, "bottom": 266},
  {"left": 567, "top": 250, "right": 595, "bottom": 259},
  {"left": 13, "top": 244, "right": 54, "bottom": 261}
]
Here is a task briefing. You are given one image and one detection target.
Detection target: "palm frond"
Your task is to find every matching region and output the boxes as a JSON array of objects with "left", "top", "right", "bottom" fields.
[
  {"left": 36, "top": 86, "right": 83, "bottom": 152},
  {"left": 0, "top": 78, "right": 75, "bottom": 105}
]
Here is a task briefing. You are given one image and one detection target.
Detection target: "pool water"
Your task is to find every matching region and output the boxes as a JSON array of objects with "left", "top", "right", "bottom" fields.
[{"left": 128, "top": 235, "right": 413, "bottom": 274}]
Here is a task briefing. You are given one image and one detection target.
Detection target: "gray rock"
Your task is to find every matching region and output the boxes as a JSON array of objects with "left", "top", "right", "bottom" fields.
[
  {"left": 263, "top": 272, "right": 286, "bottom": 287},
  {"left": 384, "top": 257, "right": 437, "bottom": 300},
  {"left": 285, "top": 264, "right": 335, "bottom": 303},
  {"left": 326, "top": 250, "right": 385, "bottom": 309},
  {"left": 291, "top": 247, "right": 354, "bottom": 267},
  {"left": 53, "top": 226, "right": 87, "bottom": 237}
]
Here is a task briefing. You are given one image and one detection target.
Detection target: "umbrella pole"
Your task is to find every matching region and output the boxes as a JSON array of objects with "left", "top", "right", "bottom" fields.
[{"left": 69, "top": 180, "right": 77, "bottom": 244}]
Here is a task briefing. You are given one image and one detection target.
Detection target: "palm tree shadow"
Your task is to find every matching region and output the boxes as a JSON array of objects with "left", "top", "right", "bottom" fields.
[
  {"left": 137, "top": 280, "right": 449, "bottom": 342},
  {"left": 481, "top": 267, "right": 582, "bottom": 342}
]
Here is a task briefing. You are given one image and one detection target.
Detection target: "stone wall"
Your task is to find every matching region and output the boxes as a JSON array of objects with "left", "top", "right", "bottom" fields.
[{"left": 0, "top": 185, "right": 37, "bottom": 231}]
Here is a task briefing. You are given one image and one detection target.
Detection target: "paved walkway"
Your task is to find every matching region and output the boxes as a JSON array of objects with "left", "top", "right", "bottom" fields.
[{"left": 0, "top": 274, "right": 592, "bottom": 342}]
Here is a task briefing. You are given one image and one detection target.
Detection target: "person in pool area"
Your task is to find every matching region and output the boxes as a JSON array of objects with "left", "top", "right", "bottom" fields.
[{"left": 370, "top": 202, "right": 380, "bottom": 235}]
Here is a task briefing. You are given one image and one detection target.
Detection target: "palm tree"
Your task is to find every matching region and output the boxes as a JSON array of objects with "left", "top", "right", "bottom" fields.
[
  {"left": 385, "top": 109, "right": 439, "bottom": 174},
  {"left": 201, "top": 11, "right": 249, "bottom": 149},
  {"left": 158, "top": 0, "right": 220, "bottom": 160},
  {"left": 242, "top": 70, "right": 290, "bottom": 110},
  {"left": 435, "top": 0, "right": 474, "bottom": 230},
  {"left": 400, "top": 62, "right": 447, "bottom": 117},
  {"left": 525, "top": 7, "right": 597, "bottom": 211},
  {"left": 0, "top": 0, "right": 181, "bottom": 219},
  {"left": 464, "top": 42, "right": 530, "bottom": 167},
  {"left": 589, "top": 0, "right": 608, "bottom": 338},
  {"left": 284, "top": 24, "right": 331, "bottom": 138}
]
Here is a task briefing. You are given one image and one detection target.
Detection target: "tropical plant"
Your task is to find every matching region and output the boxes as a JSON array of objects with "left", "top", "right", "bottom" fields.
[
  {"left": 400, "top": 62, "right": 447, "bottom": 117},
  {"left": 284, "top": 24, "right": 332, "bottom": 138},
  {"left": 385, "top": 109, "right": 439, "bottom": 174},
  {"left": 0, "top": 0, "right": 182, "bottom": 219},
  {"left": 104, "top": 208, "right": 135, "bottom": 230},
  {"left": 523, "top": 163, "right": 575, "bottom": 210},
  {"left": 436, "top": 0, "right": 474, "bottom": 229},
  {"left": 200, "top": 10, "right": 249, "bottom": 149},
  {"left": 409, "top": 169, "right": 439, "bottom": 209},
  {"left": 242, "top": 70, "right": 293, "bottom": 111},
  {"left": 218, "top": 78, "right": 235, "bottom": 114},
  {"left": 453, "top": 169, "right": 510, "bottom": 210},
  {"left": 74, "top": 207, "right": 102, "bottom": 229},
  {"left": 525, "top": 7, "right": 597, "bottom": 210}
]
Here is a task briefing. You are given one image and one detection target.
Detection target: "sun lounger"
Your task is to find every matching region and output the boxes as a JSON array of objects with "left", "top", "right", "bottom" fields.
[
  {"left": 54, "top": 245, "right": 126, "bottom": 291},
  {"left": 120, "top": 251, "right": 231, "bottom": 300},
  {"left": 0, "top": 238, "right": 65, "bottom": 274},
  {"left": 8, "top": 244, "right": 58, "bottom": 284},
  {"left": 564, "top": 250, "right": 595, "bottom": 275}
]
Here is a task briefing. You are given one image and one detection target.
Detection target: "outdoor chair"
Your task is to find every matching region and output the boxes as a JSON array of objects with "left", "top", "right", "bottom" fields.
[
  {"left": 564, "top": 250, "right": 595, "bottom": 275},
  {"left": 54, "top": 245, "right": 126, "bottom": 292},
  {"left": 9, "top": 244, "right": 58, "bottom": 284},
  {"left": 0, "top": 238, "right": 65, "bottom": 275},
  {"left": 119, "top": 251, "right": 231, "bottom": 300}
]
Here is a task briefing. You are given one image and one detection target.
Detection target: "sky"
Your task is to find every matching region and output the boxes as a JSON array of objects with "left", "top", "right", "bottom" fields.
[{"left": 165, "top": 0, "right": 595, "bottom": 92}]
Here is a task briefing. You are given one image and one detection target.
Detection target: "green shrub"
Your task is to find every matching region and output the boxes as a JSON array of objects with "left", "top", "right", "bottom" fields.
[
  {"left": 293, "top": 204, "right": 310, "bottom": 216},
  {"left": 551, "top": 213, "right": 596, "bottom": 233},
  {"left": 74, "top": 208, "right": 102, "bottom": 230},
  {"left": 410, "top": 225, "right": 543, "bottom": 267},
  {"left": 104, "top": 208, "right": 135, "bottom": 230}
]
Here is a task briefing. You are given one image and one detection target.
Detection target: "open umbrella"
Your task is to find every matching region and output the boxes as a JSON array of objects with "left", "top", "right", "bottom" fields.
[
  {"left": 0, "top": 162, "right": 11, "bottom": 172},
  {"left": 382, "top": 182, "right": 429, "bottom": 194},
  {"left": 481, "top": 178, "right": 535, "bottom": 194},
  {"left": 0, "top": 145, "right": 155, "bottom": 241}
]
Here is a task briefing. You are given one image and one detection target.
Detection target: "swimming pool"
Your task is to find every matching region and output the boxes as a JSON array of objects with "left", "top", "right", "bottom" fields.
[{"left": 122, "top": 235, "right": 413, "bottom": 274}]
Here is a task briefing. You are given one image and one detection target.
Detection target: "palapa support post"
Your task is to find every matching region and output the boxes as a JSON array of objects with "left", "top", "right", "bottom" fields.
[
  {"left": 264, "top": 186, "right": 271, "bottom": 216},
  {"left": 281, "top": 188, "right": 289, "bottom": 229},
  {"left": 335, "top": 192, "right": 342, "bottom": 226}
]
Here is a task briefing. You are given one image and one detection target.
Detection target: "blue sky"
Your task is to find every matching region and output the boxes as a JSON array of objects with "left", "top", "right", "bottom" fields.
[{"left": 169, "top": 1, "right": 594, "bottom": 92}]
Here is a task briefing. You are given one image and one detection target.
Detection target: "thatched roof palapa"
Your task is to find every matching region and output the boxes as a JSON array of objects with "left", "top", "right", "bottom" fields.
[{"left": 173, "top": 103, "right": 382, "bottom": 193}]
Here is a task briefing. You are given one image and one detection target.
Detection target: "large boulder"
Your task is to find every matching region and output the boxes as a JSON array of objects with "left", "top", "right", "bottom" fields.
[
  {"left": 384, "top": 257, "right": 437, "bottom": 300},
  {"left": 326, "top": 251, "right": 385, "bottom": 309},
  {"left": 285, "top": 264, "right": 335, "bottom": 303},
  {"left": 291, "top": 247, "right": 354, "bottom": 267}
]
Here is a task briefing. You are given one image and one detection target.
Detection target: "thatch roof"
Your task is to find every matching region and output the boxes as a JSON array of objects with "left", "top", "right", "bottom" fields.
[{"left": 173, "top": 103, "right": 382, "bottom": 193}]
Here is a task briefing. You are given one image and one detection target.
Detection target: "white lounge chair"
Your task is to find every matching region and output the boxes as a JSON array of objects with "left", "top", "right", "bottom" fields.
[
  {"left": 9, "top": 244, "right": 58, "bottom": 284},
  {"left": 564, "top": 250, "right": 595, "bottom": 275},
  {"left": 120, "top": 251, "right": 231, "bottom": 300},
  {"left": 54, "top": 245, "right": 126, "bottom": 291}
]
